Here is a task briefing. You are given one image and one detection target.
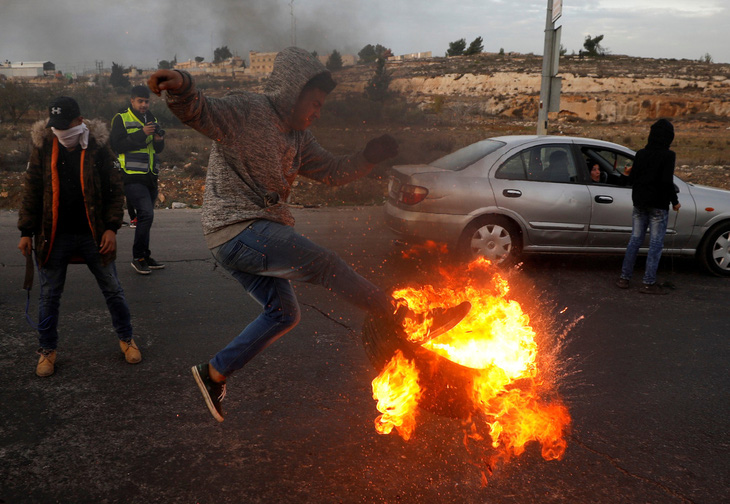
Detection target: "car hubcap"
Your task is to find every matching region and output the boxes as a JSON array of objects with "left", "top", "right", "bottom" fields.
[
  {"left": 471, "top": 224, "right": 511, "bottom": 263},
  {"left": 711, "top": 231, "right": 730, "bottom": 271}
]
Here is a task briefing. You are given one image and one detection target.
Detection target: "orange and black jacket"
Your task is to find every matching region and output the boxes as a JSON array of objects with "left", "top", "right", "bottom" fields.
[{"left": 18, "top": 119, "right": 124, "bottom": 266}]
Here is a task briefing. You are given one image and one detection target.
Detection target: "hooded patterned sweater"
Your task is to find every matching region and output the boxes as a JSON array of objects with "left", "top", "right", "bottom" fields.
[{"left": 165, "top": 47, "right": 374, "bottom": 248}]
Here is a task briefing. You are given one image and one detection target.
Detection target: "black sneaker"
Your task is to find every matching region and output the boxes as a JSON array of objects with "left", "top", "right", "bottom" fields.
[
  {"left": 616, "top": 277, "right": 630, "bottom": 289},
  {"left": 640, "top": 283, "right": 668, "bottom": 295},
  {"left": 146, "top": 257, "right": 166, "bottom": 270},
  {"left": 394, "top": 300, "right": 472, "bottom": 344},
  {"left": 131, "top": 258, "right": 151, "bottom": 275},
  {"left": 191, "top": 363, "right": 225, "bottom": 422},
  {"left": 427, "top": 301, "right": 472, "bottom": 340}
]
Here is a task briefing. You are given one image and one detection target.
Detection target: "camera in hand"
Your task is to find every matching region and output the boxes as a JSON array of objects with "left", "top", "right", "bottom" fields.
[{"left": 152, "top": 123, "right": 165, "bottom": 137}]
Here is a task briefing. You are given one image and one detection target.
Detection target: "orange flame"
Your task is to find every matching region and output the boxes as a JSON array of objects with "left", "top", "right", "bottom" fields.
[
  {"left": 400, "top": 240, "right": 449, "bottom": 259},
  {"left": 371, "top": 257, "right": 571, "bottom": 474},
  {"left": 371, "top": 350, "right": 422, "bottom": 441}
]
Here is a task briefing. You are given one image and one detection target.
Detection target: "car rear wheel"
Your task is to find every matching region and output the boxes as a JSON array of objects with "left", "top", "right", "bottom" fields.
[
  {"left": 458, "top": 216, "right": 521, "bottom": 265},
  {"left": 698, "top": 222, "right": 730, "bottom": 277}
]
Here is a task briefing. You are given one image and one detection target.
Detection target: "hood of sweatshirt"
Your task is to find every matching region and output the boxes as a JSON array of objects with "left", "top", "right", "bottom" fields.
[
  {"left": 646, "top": 118, "right": 674, "bottom": 150},
  {"left": 263, "top": 46, "right": 335, "bottom": 127}
]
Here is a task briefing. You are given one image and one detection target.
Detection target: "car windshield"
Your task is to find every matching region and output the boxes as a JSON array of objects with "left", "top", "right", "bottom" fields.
[{"left": 430, "top": 139, "right": 505, "bottom": 171}]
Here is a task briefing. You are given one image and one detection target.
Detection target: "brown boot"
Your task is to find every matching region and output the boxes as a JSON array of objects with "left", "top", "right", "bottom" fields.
[
  {"left": 36, "top": 350, "right": 57, "bottom": 377},
  {"left": 119, "top": 339, "right": 142, "bottom": 364}
]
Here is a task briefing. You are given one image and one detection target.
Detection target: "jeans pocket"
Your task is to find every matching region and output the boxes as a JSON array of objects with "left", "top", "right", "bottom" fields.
[{"left": 218, "top": 239, "right": 267, "bottom": 273}]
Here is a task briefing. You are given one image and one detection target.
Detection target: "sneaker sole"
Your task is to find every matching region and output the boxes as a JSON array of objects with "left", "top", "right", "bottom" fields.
[
  {"left": 147, "top": 265, "right": 166, "bottom": 270},
  {"left": 191, "top": 365, "right": 224, "bottom": 423},
  {"left": 131, "top": 263, "right": 151, "bottom": 275},
  {"left": 422, "top": 301, "right": 472, "bottom": 343}
]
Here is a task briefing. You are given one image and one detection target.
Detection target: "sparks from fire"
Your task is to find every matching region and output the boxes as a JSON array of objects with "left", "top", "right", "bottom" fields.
[{"left": 371, "top": 257, "right": 571, "bottom": 477}]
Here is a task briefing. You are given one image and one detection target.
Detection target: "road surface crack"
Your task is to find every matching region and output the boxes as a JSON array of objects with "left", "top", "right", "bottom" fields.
[{"left": 571, "top": 436, "right": 697, "bottom": 504}]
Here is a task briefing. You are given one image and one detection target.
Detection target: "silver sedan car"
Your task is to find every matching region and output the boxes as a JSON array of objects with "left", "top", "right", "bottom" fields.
[{"left": 385, "top": 135, "right": 730, "bottom": 276}]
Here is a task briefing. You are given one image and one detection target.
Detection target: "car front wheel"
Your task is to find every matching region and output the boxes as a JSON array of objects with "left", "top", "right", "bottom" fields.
[
  {"left": 458, "top": 216, "right": 521, "bottom": 265},
  {"left": 699, "top": 222, "right": 730, "bottom": 277}
]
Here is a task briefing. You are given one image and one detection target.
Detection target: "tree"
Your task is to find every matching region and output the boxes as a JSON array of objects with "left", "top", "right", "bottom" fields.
[
  {"left": 158, "top": 60, "right": 172, "bottom": 70},
  {"left": 213, "top": 46, "right": 233, "bottom": 64},
  {"left": 0, "top": 80, "right": 47, "bottom": 124},
  {"left": 109, "top": 62, "right": 130, "bottom": 89},
  {"left": 582, "top": 34, "right": 605, "bottom": 56},
  {"left": 464, "top": 36, "right": 484, "bottom": 56},
  {"left": 446, "top": 38, "right": 467, "bottom": 57},
  {"left": 195, "top": 56, "right": 205, "bottom": 63},
  {"left": 326, "top": 50, "right": 343, "bottom": 71},
  {"left": 700, "top": 53, "right": 713, "bottom": 63},
  {"left": 364, "top": 56, "right": 392, "bottom": 102},
  {"left": 358, "top": 44, "right": 392, "bottom": 63}
]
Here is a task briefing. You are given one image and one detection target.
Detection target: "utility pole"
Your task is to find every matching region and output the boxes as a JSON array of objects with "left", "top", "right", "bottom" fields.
[
  {"left": 537, "top": 0, "right": 562, "bottom": 135},
  {"left": 290, "top": 1, "right": 297, "bottom": 46}
]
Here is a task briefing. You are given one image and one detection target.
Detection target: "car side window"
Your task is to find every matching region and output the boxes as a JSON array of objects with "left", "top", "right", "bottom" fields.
[
  {"left": 495, "top": 147, "right": 547, "bottom": 181},
  {"left": 583, "top": 148, "right": 634, "bottom": 186},
  {"left": 538, "top": 146, "right": 577, "bottom": 183},
  {"left": 495, "top": 151, "right": 529, "bottom": 180},
  {"left": 496, "top": 146, "right": 577, "bottom": 183}
]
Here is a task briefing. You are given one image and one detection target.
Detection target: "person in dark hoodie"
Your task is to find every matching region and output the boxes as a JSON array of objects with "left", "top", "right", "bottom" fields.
[
  {"left": 110, "top": 85, "right": 166, "bottom": 275},
  {"left": 17, "top": 96, "right": 141, "bottom": 377},
  {"left": 616, "top": 118, "right": 681, "bottom": 294},
  {"left": 147, "top": 47, "right": 470, "bottom": 422}
]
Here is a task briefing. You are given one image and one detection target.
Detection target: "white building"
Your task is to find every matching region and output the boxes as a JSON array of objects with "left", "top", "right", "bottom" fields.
[{"left": 0, "top": 61, "right": 56, "bottom": 78}]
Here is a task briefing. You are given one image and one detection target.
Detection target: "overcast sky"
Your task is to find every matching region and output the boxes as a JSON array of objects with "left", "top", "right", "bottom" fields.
[{"left": 1, "top": 0, "right": 728, "bottom": 73}]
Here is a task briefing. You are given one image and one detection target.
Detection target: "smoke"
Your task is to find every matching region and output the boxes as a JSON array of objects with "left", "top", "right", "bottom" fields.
[
  {"left": 2, "top": 0, "right": 728, "bottom": 70},
  {"left": 0, "top": 0, "right": 375, "bottom": 71}
]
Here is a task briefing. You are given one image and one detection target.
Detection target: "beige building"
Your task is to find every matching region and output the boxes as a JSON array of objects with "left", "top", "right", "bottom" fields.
[
  {"left": 173, "top": 56, "right": 246, "bottom": 75},
  {"left": 388, "top": 52, "right": 432, "bottom": 62},
  {"left": 248, "top": 51, "right": 278, "bottom": 75}
]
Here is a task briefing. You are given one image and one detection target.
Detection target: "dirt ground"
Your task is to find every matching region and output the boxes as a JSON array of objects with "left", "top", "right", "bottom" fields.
[{"left": 1, "top": 116, "right": 728, "bottom": 210}]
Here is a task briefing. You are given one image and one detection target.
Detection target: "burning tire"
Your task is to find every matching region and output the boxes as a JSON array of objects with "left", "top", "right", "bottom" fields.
[{"left": 362, "top": 314, "right": 478, "bottom": 419}]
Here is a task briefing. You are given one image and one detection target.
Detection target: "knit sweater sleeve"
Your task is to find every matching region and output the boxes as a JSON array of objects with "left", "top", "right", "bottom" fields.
[
  {"left": 297, "top": 132, "right": 375, "bottom": 187},
  {"left": 164, "top": 70, "right": 246, "bottom": 145}
]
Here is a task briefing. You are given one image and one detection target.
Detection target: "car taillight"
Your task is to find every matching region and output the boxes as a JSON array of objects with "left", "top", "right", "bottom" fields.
[{"left": 399, "top": 184, "right": 429, "bottom": 205}]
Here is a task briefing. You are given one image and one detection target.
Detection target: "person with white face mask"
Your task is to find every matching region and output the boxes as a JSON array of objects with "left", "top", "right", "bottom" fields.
[{"left": 17, "top": 96, "right": 141, "bottom": 377}]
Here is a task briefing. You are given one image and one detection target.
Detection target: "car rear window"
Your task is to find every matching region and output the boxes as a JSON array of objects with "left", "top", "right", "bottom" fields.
[{"left": 430, "top": 140, "right": 505, "bottom": 171}]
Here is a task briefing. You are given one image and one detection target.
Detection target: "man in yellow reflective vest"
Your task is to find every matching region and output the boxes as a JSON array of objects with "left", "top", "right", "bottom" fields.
[{"left": 111, "top": 85, "right": 166, "bottom": 275}]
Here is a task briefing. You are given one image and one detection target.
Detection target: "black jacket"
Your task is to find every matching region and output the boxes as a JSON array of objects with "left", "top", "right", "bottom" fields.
[
  {"left": 629, "top": 119, "right": 679, "bottom": 210},
  {"left": 18, "top": 119, "right": 124, "bottom": 266},
  {"left": 110, "top": 107, "right": 164, "bottom": 187}
]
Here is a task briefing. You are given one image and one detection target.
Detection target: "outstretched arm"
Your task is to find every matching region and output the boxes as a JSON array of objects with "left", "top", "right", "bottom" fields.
[{"left": 299, "top": 134, "right": 399, "bottom": 186}]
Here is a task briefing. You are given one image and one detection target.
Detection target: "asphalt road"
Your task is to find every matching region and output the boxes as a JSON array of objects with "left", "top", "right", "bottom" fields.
[{"left": 0, "top": 207, "right": 727, "bottom": 504}]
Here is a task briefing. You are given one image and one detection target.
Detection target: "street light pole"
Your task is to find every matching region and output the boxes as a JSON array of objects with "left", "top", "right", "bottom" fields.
[{"left": 537, "top": 0, "right": 561, "bottom": 135}]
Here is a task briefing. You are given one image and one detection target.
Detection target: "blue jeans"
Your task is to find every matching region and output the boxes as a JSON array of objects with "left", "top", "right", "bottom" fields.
[
  {"left": 210, "top": 219, "right": 393, "bottom": 376},
  {"left": 37, "top": 233, "right": 133, "bottom": 350},
  {"left": 124, "top": 183, "right": 157, "bottom": 259},
  {"left": 620, "top": 206, "right": 669, "bottom": 285}
]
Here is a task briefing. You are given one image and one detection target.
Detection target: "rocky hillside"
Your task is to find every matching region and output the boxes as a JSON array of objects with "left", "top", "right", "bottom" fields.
[
  {"left": 334, "top": 53, "right": 730, "bottom": 123},
  {"left": 2, "top": 53, "right": 729, "bottom": 211}
]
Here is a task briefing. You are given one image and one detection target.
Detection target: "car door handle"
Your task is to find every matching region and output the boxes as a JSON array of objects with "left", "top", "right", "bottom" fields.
[
  {"left": 594, "top": 195, "right": 613, "bottom": 204},
  {"left": 503, "top": 189, "right": 522, "bottom": 198}
]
